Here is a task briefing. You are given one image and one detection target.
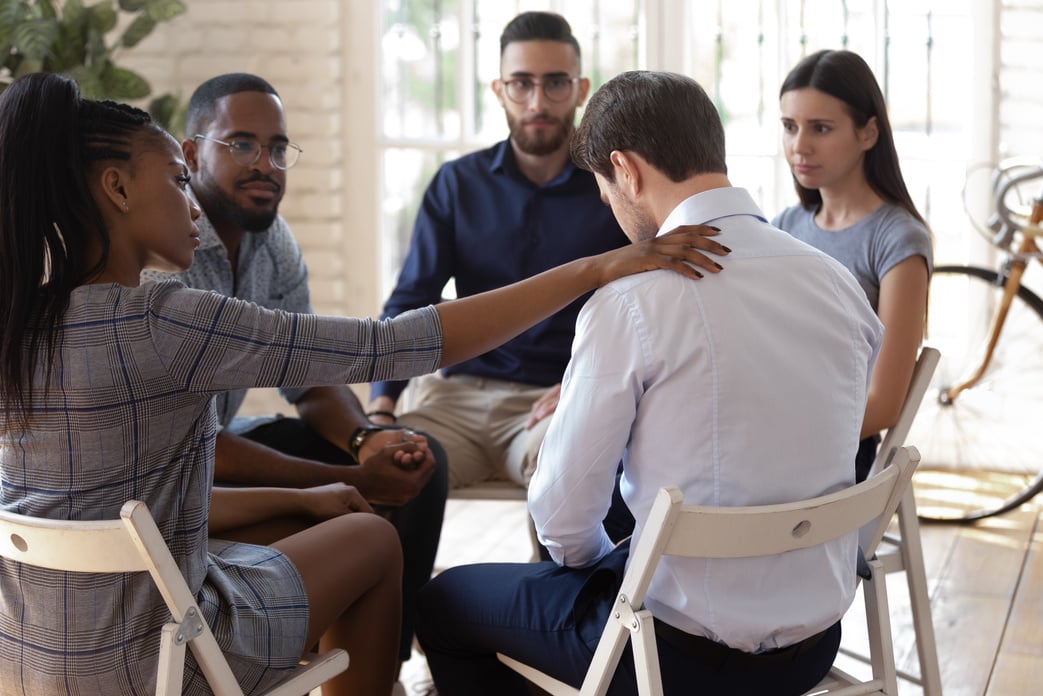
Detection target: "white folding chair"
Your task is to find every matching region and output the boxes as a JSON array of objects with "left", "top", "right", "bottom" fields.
[
  {"left": 497, "top": 446, "right": 920, "bottom": 696},
  {"left": 854, "top": 346, "right": 942, "bottom": 696},
  {"left": 0, "top": 500, "right": 349, "bottom": 696}
]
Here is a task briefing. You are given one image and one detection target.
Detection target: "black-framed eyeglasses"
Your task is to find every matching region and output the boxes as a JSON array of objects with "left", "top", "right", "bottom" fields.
[
  {"left": 500, "top": 76, "right": 581, "bottom": 104},
  {"left": 193, "top": 134, "right": 302, "bottom": 170}
]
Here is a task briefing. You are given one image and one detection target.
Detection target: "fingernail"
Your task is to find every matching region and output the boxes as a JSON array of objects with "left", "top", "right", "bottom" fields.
[
  {"left": 709, "top": 226, "right": 721, "bottom": 231},
  {"left": 714, "top": 262, "right": 723, "bottom": 270},
  {"left": 721, "top": 245, "right": 732, "bottom": 253},
  {"left": 694, "top": 271, "right": 704, "bottom": 278}
]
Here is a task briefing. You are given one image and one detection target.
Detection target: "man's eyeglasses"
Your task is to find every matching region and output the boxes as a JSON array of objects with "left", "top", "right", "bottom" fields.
[
  {"left": 500, "top": 76, "right": 581, "bottom": 104},
  {"left": 193, "top": 135, "right": 303, "bottom": 170}
]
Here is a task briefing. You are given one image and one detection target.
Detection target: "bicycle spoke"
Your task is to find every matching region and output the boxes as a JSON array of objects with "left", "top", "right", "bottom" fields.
[{"left": 908, "top": 266, "right": 1043, "bottom": 521}]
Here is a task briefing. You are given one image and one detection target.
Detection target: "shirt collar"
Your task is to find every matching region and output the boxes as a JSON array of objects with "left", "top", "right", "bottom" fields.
[
  {"left": 489, "top": 138, "right": 581, "bottom": 187},
  {"left": 658, "top": 187, "right": 767, "bottom": 237}
]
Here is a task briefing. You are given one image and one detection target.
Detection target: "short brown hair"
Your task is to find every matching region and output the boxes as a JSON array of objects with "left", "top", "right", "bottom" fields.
[{"left": 571, "top": 71, "right": 726, "bottom": 183}]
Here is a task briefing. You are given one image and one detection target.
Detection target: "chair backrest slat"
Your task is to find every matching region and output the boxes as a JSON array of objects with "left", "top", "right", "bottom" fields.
[
  {"left": 619, "top": 447, "right": 918, "bottom": 613},
  {"left": 0, "top": 507, "right": 147, "bottom": 573},
  {"left": 663, "top": 461, "right": 903, "bottom": 559},
  {"left": 867, "top": 347, "right": 939, "bottom": 481},
  {"left": 0, "top": 500, "right": 251, "bottom": 695}
]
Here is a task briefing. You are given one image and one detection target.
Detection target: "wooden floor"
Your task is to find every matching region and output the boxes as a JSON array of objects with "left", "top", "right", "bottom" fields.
[{"left": 400, "top": 492, "right": 1043, "bottom": 695}]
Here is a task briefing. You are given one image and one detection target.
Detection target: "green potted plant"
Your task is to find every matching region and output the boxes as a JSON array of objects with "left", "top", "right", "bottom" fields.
[{"left": 0, "top": 0, "right": 188, "bottom": 130}]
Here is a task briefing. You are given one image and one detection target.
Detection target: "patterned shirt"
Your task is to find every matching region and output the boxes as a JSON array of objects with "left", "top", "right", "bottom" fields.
[
  {"left": 142, "top": 199, "right": 311, "bottom": 426},
  {"left": 0, "top": 282, "right": 441, "bottom": 694}
]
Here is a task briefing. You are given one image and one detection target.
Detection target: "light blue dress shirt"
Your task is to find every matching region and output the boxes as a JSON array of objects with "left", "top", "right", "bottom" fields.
[{"left": 529, "top": 187, "right": 883, "bottom": 653}]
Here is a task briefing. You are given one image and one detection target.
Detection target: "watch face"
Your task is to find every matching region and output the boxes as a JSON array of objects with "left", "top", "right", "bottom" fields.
[{"left": 350, "top": 425, "right": 385, "bottom": 455}]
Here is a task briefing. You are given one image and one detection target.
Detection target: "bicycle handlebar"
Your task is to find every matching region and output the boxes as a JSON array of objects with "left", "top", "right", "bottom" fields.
[{"left": 986, "top": 158, "right": 1043, "bottom": 248}]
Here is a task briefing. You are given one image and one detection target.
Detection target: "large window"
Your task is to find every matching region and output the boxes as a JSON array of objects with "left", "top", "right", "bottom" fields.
[{"left": 375, "top": 0, "right": 981, "bottom": 297}]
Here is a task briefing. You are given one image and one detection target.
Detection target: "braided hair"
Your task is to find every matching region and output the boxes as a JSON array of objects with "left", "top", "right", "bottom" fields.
[{"left": 0, "top": 72, "right": 162, "bottom": 429}]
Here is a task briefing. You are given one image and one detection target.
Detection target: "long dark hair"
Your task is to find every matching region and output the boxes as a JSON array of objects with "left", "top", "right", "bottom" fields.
[
  {"left": 780, "top": 49, "right": 926, "bottom": 227},
  {"left": 0, "top": 73, "right": 157, "bottom": 429}
]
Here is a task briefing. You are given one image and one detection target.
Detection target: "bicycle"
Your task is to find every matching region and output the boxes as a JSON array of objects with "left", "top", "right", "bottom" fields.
[{"left": 908, "top": 157, "right": 1043, "bottom": 522}]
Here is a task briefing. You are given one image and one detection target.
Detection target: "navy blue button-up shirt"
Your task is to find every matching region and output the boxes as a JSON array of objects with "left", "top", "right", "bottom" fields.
[{"left": 371, "top": 138, "right": 627, "bottom": 402}]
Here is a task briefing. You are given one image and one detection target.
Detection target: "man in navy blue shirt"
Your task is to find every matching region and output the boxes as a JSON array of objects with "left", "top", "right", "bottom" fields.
[{"left": 368, "top": 11, "right": 628, "bottom": 493}]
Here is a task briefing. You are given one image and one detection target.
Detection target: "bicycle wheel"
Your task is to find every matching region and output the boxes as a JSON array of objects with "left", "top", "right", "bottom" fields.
[{"left": 908, "top": 264, "right": 1043, "bottom": 521}]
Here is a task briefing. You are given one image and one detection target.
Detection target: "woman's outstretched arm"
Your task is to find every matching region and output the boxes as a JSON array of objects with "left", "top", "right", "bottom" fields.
[{"left": 436, "top": 225, "right": 727, "bottom": 367}]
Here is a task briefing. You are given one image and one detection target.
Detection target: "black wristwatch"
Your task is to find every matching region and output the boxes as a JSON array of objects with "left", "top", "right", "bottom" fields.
[{"left": 347, "top": 424, "right": 385, "bottom": 462}]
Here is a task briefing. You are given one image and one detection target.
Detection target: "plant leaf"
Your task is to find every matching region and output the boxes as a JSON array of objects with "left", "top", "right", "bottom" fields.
[
  {"left": 47, "top": 18, "right": 87, "bottom": 71},
  {"left": 118, "top": 0, "right": 148, "bottom": 10},
  {"left": 0, "top": 1, "right": 26, "bottom": 25},
  {"left": 38, "top": 0, "right": 58, "bottom": 20},
  {"left": 67, "top": 64, "right": 104, "bottom": 99},
  {"left": 99, "top": 62, "right": 151, "bottom": 99},
  {"left": 120, "top": 14, "right": 155, "bottom": 47},
  {"left": 149, "top": 92, "right": 185, "bottom": 134},
  {"left": 63, "top": 0, "right": 86, "bottom": 24},
  {"left": 85, "top": 27, "right": 109, "bottom": 63},
  {"left": 86, "top": 2, "right": 118, "bottom": 35},
  {"left": 0, "top": 2, "right": 31, "bottom": 53},
  {"left": 145, "top": 0, "right": 186, "bottom": 23},
  {"left": 12, "top": 18, "right": 58, "bottom": 62}
]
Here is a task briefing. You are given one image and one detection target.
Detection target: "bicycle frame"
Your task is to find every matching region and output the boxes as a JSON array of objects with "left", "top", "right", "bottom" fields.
[{"left": 943, "top": 192, "right": 1043, "bottom": 403}]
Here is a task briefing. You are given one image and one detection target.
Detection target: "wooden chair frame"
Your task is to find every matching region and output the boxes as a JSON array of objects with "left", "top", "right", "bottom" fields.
[{"left": 0, "top": 500, "right": 349, "bottom": 696}]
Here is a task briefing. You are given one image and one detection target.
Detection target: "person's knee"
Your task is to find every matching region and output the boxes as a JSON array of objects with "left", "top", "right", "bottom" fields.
[
  {"left": 342, "top": 512, "right": 403, "bottom": 573},
  {"left": 415, "top": 567, "right": 456, "bottom": 635}
]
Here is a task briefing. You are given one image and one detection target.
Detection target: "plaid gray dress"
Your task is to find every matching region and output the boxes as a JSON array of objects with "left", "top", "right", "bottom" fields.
[{"left": 0, "top": 280, "right": 442, "bottom": 695}]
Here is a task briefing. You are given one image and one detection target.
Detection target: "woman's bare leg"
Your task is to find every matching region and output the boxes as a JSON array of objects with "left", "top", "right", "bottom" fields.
[
  {"left": 213, "top": 516, "right": 311, "bottom": 545},
  {"left": 273, "top": 512, "right": 402, "bottom": 696}
]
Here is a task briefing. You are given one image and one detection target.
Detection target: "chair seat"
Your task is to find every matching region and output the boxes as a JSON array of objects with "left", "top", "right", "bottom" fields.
[{"left": 0, "top": 500, "right": 350, "bottom": 696}]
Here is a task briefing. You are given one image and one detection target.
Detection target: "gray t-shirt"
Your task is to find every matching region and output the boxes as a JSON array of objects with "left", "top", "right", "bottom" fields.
[{"left": 772, "top": 203, "right": 933, "bottom": 311}]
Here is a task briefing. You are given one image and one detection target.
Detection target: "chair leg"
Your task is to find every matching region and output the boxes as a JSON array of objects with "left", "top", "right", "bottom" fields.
[
  {"left": 630, "top": 612, "right": 664, "bottom": 696},
  {"left": 580, "top": 619, "right": 633, "bottom": 696},
  {"left": 863, "top": 559, "right": 899, "bottom": 695},
  {"left": 896, "top": 490, "right": 943, "bottom": 696},
  {"left": 155, "top": 623, "right": 187, "bottom": 696}
]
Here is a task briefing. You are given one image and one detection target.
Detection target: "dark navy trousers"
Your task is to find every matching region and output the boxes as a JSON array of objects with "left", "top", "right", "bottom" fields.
[{"left": 416, "top": 541, "right": 840, "bottom": 695}]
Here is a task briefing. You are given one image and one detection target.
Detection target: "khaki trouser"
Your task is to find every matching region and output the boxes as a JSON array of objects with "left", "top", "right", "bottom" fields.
[{"left": 397, "top": 373, "right": 555, "bottom": 489}]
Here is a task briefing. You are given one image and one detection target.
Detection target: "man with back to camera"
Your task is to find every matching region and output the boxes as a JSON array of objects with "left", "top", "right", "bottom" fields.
[
  {"left": 367, "top": 11, "right": 633, "bottom": 505},
  {"left": 141, "top": 72, "right": 448, "bottom": 673},
  {"left": 414, "top": 70, "right": 883, "bottom": 696}
]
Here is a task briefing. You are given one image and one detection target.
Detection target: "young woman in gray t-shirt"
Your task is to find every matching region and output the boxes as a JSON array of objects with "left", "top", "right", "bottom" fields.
[{"left": 773, "top": 49, "right": 933, "bottom": 481}]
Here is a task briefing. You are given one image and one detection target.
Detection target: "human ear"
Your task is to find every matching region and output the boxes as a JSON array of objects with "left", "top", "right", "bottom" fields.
[
  {"left": 575, "top": 77, "right": 591, "bottom": 107},
  {"left": 491, "top": 78, "right": 507, "bottom": 107},
  {"left": 98, "top": 166, "right": 131, "bottom": 213},
  {"left": 182, "top": 137, "right": 200, "bottom": 173},
  {"left": 610, "top": 150, "right": 642, "bottom": 197},
  {"left": 860, "top": 116, "right": 879, "bottom": 151}
]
